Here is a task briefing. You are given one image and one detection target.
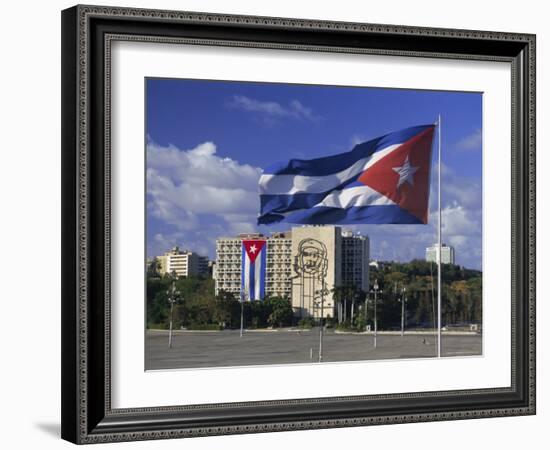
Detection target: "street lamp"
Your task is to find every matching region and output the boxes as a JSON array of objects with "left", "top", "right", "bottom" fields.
[
  {"left": 240, "top": 291, "right": 248, "bottom": 338},
  {"left": 364, "top": 291, "right": 368, "bottom": 328},
  {"left": 399, "top": 286, "right": 408, "bottom": 337},
  {"left": 167, "top": 281, "right": 181, "bottom": 349},
  {"left": 370, "top": 279, "right": 381, "bottom": 349},
  {"left": 318, "top": 287, "right": 325, "bottom": 363}
]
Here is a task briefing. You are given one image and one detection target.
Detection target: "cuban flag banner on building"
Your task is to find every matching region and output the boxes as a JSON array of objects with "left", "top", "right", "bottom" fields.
[
  {"left": 258, "top": 124, "right": 436, "bottom": 225},
  {"left": 241, "top": 240, "right": 267, "bottom": 301}
]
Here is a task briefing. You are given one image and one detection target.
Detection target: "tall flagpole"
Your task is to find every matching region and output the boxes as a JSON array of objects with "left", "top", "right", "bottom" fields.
[{"left": 437, "top": 114, "right": 442, "bottom": 358}]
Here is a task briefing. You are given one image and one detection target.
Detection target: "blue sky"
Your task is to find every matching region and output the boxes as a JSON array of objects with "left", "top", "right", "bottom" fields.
[{"left": 146, "top": 78, "right": 483, "bottom": 269}]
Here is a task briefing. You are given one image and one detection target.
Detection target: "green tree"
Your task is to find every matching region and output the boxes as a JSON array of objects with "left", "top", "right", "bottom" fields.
[
  {"left": 366, "top": 260, "right": 482, "bottom": 330},
  {"left": 467, "top": 277, "right": 482, "bottom": 323},
  {"left": 266, "top": 297, "right": 294, "bottom": 327},
  {"left": 213, "top": 290, "right": 240, "bottom": 328},
  {"left": 146, "top": 276, "right": 171, "bottom": 328},
  {"left": 147, "top": 257, "right": 161, "bottom": 278}
]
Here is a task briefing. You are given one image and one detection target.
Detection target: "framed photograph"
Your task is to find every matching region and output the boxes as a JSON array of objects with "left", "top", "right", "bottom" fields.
[{"left": 61, "top": 4, "right": 536, "bottom": 444}]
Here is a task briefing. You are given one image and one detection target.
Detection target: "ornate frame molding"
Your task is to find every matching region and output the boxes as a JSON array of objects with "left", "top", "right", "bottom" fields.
[{"left": 61, "top": 5, "right": 536, "bottom": 444}]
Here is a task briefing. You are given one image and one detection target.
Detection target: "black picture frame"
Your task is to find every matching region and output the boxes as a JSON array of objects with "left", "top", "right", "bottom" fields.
[{"left": 61, "top": 4, "right": 536, "bottom": 444}]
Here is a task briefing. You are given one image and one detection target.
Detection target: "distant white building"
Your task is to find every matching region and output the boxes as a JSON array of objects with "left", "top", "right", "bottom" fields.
[
  {"left": 157, "top": 247, "right": 209, "bottom": 278},
  {"left": 426, "top": 244, "right": 455, "bottom": 265}
]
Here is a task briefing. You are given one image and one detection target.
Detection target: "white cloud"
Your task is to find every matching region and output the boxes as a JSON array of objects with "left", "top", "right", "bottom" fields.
[
  {"left": 427, "top": 163, "right": 482, "bottom": 211},
  {"left": 149, "top": 231, "right": 215, "bottom": 259},
  {"left": 426, "top": 202, "right": 480, "bottom": 243},
  {"left": 367, "top": 227, "right": 434, "bottom": 262},
  {"left": 148, "top": 141, "right": 260, "bottom": 191},
  {"left": 363, "top": 199, "right": 481, "bottom": 269},
  {"left": 229, "top": 221, "right": 257, "bottom": 235},
  {"left": 288, "top": 99, "right": 317, "bottom": 122},
  {"left": 147, "top": 140, "right": 262, "bottom": 216},
  {"left": 147, "top": 168, "right": 258, "bottom": 216},
  {"left": 147, "top": 140, "right": 263, "bottom": 257},
  {"left": 432, "top": 203, "right": 481, "bottom": 266},
  {"left": 456, "top": 128, "right": 482, "bottom": 151},
  {"left": 439, "top": 202, "right": 479, "bottom": 237},
  {"left": 444, "top": 179, "right": 482, "bottom": 209},
  {"left": 230, "top": 95, "right": 320, "bottom": 122},
  {"left": 448, "top": 235, "right": 468, "bottom": 248},
  {"left": 151, "top": 232, "right": 184, "bottom": 253}
]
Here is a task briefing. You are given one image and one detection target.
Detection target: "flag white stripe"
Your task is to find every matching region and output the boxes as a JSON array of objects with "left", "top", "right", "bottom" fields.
[
  {"left": 316, "top": 185, "right": 396, "bottom": 208},
  {"left": 262, "top": 185, "right": 396, "bottom": 220},
  {"left": 254, "top": 252, "right": 262, "bottom": 300},
  {"left": 259, "top": 144, "right": 401, "bottom": 195},
  {"left": 244, "top": 253, "right": 250, "bottom": 300}
]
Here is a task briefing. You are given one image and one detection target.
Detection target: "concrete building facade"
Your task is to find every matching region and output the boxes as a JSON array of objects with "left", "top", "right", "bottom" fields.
[
  {"left": 214, "top": 236, "right": 244, "bottom": 296},
  {"left": 265, "top": 231, "right": 293, "bottom": 299},
  {"left": 290, "top": 226, "right": 341, "bottom": 319},
  {"left": 341, "top": 230, "right": 370, "bottom": 292},
  {"left": 425, "top": 243, "right": 455, "bottom": 265}
]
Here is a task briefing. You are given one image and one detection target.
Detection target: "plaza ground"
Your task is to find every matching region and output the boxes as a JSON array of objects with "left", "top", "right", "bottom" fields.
[{"left": 145, "top": 328, "right": 482, "bottom": 370}]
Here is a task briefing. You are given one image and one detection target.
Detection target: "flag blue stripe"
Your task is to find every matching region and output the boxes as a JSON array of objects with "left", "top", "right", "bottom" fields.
[
  {"left": 260, "top": 177, "right": 362, "bottom": 216},
  {"left": 241, "top": 244, "right": 268, "bottom": 300},
  {"left": 262, "top": 125, "right": 433, "bottom": 177},
  {"left": 241, "top": 245, "right": 246, "bottom": 301},
  {"left": 262, "top": 205, "right": 423, "bottom": 225},
  {"left": 260, "top": 248, "right": 266, "bottom": 300}
]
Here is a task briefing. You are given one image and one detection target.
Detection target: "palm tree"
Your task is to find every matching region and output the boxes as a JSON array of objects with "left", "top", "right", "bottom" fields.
[
  {"left": 348, "top": 284, "right": 358, "bottom": 324},
  {"left": 331, "top": 285, "right": 345, "bottom": 324},
  {"left": 332, "top": 284, "right": 364, "bottom": 325},
  {"left": 352, "top": 287, "right": 366, "bottom": 326}
]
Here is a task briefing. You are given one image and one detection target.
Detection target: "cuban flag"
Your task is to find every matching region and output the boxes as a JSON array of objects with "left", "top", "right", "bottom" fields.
[
  {"left": 258, "top": 124, "right": 436, "bottom": 225},
  {"left": 241, "top": 240, "right": 267, "bottom": 301}
]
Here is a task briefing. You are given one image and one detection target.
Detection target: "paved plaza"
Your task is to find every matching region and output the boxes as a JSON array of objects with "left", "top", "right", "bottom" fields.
[{"left": 145, "top": 328, "right": 482, "bottom": 370}]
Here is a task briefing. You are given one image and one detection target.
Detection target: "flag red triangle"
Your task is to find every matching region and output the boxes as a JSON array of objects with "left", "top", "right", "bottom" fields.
[
  {"left": 242, "top": 240, "right": 266, "bottom": 263},
  {"left": 358, "top": 126, "right": 435, "bottom": 223}
]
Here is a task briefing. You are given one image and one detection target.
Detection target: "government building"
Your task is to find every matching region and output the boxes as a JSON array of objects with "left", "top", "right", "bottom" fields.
[{"left": 213, "top": 226, "right": 369, "bottom": 318}]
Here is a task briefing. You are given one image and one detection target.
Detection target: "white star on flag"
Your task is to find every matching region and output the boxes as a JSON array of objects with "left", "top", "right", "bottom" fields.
[
  {"left": 392, "top": 155, "right": 419, "bottom": 189},
  {"left": 250, "top": 244, "right": 257, "bottom": 254}
]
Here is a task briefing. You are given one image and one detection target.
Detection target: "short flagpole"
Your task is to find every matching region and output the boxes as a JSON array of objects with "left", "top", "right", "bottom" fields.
[
  {"left": 240, "top": 292, "right": 245, "bottom": 338},
  {"left": 437, "top": 114, "right": 442, "bottom": 358}
]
